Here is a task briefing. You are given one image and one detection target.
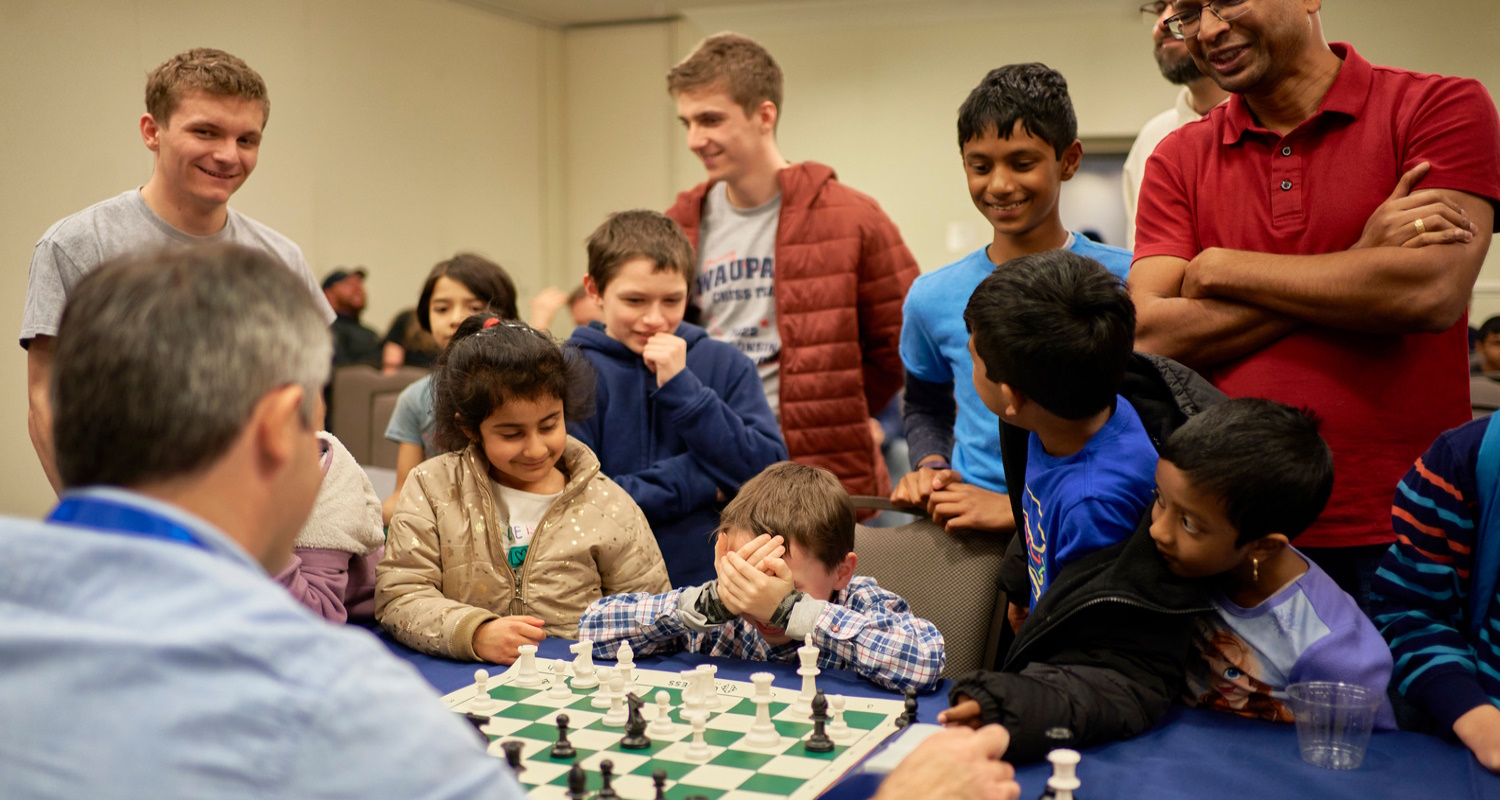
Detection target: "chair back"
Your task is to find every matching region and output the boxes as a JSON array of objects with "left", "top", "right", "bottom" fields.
[{"left": 329, "top": 365, "right": 428, "bottom": 464}]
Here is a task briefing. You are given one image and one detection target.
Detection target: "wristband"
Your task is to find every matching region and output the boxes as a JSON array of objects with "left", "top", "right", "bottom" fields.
[
  {"left": 770, "top": 590, "right": 806, "bottom": 630},
  {"left": 695, "top": 581, "right": 735, "bottom": 625},
  {"left": 918, "top": 456, "right": 951, "bottom": 471}
]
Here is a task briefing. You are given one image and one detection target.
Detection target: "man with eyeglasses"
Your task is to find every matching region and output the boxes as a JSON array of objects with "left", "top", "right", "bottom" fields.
[
  {"left": 1121, "top": 1, "right": 1228, "bottom": 250},
  {"left": 1129, "top": 0, "right": 1500, "bottom": 613}
]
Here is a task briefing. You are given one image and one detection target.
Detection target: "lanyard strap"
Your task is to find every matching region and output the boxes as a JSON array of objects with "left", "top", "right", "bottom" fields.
[{"left": 47, "top": 496, "right": 209, "bottom": 552}]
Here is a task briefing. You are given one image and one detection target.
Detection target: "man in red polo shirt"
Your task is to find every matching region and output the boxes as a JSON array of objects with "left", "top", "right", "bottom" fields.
[{"left": 1130, "top": 0, "right": 1500, "bottom": 610}]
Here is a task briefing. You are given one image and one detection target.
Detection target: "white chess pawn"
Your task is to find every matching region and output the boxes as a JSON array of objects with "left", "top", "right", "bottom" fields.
[
  {"left": 744, "top": 672, "right": 779, "bottom": 748},
  {"left": 696, "top": 664, "right": 721, "bottom": 710},
  {"left": 592, "top": 667, "right": 615, "bottom": 709},
  {"left": 684, "top": 714, "right": 711, "bottom": 761},
  {"left": 546, "top": 662, "right": 573, "bottom": 700},
  {"left": 602, "top": 672, "right": 628, "bottom": 727},
  {"left": 793, "top": 634, "right": 820, "bottom": 714},
  {"left": 828, "top": 694, "right": 851, "bottom": 741},
  {"left": 569, "top": 640, "right": 599, "bottom": 689},
  {"left": 648, "top": 690, "right": 676, "bottom": 736},
  {"left": 514, "top": 644, "right": 542, "bottom": 687},
  {"left": 470, "top": 668, "right": 499, "bottom": 713}
]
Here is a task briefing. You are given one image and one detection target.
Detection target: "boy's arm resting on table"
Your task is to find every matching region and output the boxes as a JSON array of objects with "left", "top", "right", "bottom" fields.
[
  {"left": 25, "top": 336, "right": 61, "bottom": 494},
  {"left": 578, "top": 587, "right": 717, "bottom": 659},
  {"left": 274, "top": 548, "right": 355, "bottom": 624},
  {"left": 785, "top": 581, "right": 945, "bottom": 693},
  {"left": 856, "top": 210, "right": 921, "bottom": 413},
  {"left": 656, "top": 356, "right": 787, "bottom": 490},
  {"left": 1130, "top": 256, "right": 1302, "bottom": 370},
  {"left": 901, "top": 371, "right": 956, "bottom": 470},
  {"left": 374, "top": 477, "right": 497, "bottom": 660},
  {"left": 1182, "top": 192, "right": 1492, "bottom": 334}
]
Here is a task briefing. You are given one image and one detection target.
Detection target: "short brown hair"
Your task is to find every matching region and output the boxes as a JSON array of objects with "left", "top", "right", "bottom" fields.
[
  {"left": 719, "top": 462, "right": 854, "bottom": 570},
  {"left": 667, "top": 33, "right": 783, "bottom": 120},
  {"left": 585, "top": 210, "right": 696, "bottom": 295},
  {"left": 416, "top": 253, "right": 519, "bottom": 333},
  {"left": 146, "top": 48, "right": 270, "bottom": 128}
]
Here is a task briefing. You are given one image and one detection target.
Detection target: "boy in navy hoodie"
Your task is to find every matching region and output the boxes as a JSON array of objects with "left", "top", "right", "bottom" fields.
[{"left": 568, "top": 210, "right": 787, "bottom": 587}]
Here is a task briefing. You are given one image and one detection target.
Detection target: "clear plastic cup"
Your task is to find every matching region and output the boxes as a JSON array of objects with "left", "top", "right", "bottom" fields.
[{"left": 1286, "top": 682, "right": 1382, "bottom": 769}]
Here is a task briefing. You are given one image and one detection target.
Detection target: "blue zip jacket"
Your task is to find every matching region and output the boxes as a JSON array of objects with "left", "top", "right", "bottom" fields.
[{"left": 567, "top": 322, "right": 787, "bottom": 587}]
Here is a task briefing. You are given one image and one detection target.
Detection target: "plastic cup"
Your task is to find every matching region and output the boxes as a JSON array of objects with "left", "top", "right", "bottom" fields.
[{"left": 1286, "top": 682, "right": 1382, "bottom": 770}]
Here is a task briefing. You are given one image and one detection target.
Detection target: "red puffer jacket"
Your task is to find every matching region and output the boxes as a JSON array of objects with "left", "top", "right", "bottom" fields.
[{"left": 667, "top": 161, "right": 919, "bottom": 498}]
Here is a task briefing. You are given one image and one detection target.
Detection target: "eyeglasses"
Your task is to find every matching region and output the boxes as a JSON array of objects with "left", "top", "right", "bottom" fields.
[
  {"left": 1138, "top": 1, "right": 1170, "bottom": 18},
  {"left": 1163, "top": 0, "right": 1251, "bottom": 39}
]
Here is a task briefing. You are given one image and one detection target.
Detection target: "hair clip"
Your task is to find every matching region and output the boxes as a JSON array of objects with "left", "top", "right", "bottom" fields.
[{"left": 483, "top": 318, "right": 501, "bottom": 329}]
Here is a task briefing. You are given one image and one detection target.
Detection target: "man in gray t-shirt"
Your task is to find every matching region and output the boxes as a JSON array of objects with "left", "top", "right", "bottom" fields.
[{"left": 23, "top": 48, "right": 333, "bottom": 492}]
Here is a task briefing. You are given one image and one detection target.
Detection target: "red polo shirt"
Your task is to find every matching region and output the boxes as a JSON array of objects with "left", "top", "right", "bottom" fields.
[{"left": 1135, "top": 43, "right": 1500, "bottom": 549}]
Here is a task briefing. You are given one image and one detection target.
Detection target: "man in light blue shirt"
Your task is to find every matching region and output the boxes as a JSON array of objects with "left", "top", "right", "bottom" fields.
[{"left": 0, "top": 244, "right": 519, "bottom": 799}]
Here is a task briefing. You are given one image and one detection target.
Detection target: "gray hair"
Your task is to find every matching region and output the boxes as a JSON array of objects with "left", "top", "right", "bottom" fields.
[{"left": 52, "top": 244, "right": 331, "bottom": 489}]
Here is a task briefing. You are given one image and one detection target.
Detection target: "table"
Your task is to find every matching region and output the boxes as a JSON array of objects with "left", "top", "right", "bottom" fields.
[{"left": 378, "top": 629, "right": 1500, "bottom": 799}]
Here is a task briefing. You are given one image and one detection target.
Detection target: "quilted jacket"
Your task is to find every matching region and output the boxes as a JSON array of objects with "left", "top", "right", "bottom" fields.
[
  {"left": 666, "top": 161, "right": 919, "bottom": 498},
  {"left": 375, "top": 437, "right": 671, "bottom": 660}
]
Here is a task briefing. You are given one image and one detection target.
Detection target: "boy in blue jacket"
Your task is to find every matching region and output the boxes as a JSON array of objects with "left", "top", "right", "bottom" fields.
[{"left": 568, "top": 210, "right": 787, "bottom": 586}]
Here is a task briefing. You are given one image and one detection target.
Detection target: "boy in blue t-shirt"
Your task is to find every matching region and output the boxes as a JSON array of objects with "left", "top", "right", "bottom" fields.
[
  {"left": 964, "top": 249, "right": 1156, "bottom": 618},
  {"left": 894, "top": 63, "right": 1132, "bottom": 534}
]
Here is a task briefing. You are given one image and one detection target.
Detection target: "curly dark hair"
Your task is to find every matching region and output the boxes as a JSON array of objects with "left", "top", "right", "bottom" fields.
[{"left": 431, "top": 314, "right": 596, "bottom": 452}]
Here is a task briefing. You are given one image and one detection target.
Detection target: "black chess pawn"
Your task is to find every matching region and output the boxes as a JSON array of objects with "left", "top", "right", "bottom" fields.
[
  {"left": 500, "top": 740, "right": 526, "bottom": 776},
  {"left": 566, "top": 762, "right": 588, "bottom": 800},
  {"left": 597, "top": 759, "right": 620, "bottom": 800},
  {"left": 895, "top": 688, "right": 918, "bottom": 729},
  {"left": 652, "top": 769, "right": 668, "bottom": 800},
  {"left": 551, "top": 714, "right": 577, "bottom": 759},
  {"left": 805, "top": 690, "right": 835, "bottom": 753},
  {"left": 621, "top": 692, "right": 651, "bottom": 750}
]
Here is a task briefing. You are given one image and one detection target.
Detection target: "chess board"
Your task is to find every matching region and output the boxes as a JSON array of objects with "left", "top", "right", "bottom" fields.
[{"left": 441, "top": 657, "right": 908, "bottom": 800}]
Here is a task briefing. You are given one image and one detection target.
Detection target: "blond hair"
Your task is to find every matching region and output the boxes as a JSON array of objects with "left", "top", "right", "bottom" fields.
[
  {"left": 719, "top": 462, "right": 854, "bottom": 569},
  {"left": 146, "top": 48, "right": 269, "bottom": 127},
  {"left": 667, "top": 33, "right": 783, "bottom": 121}
]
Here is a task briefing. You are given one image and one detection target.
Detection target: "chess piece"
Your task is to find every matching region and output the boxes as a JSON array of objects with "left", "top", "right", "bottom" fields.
[
  {"left": 550, "top": 714, "right": 577, "bottom": 759},
  {"left": 569, "top": 640, "right": 599, "bottom": 689},
  {"left": 470, "top": 668, "right": 499, "bottom": 713},
  {"left": 684, "top": 713, "right": 711, "bottom": 761},
  {"left": 680, "top": 668, "right": 706, "bottom": 722},
  {"left": 828, "top": 694, "right": 851, "bottom": 742},
  {"left": 566, "top": 762, "right": 588, "bottom": 800},
  {"left": 793, "top": 634, "right": 820, "bottom": 714},
  {"left": 1043, "top": 750, "right": 1081, "bottom": 800},
  {"left": 592, "top": 667, "right": 615, "bottom": 709},
  {"left": 546, "top": 662, "right": 573, "bottom": 700},
  {"left": 649, "top": 690, "right": 675, "bottom": 737},
  {"left": 617, "top": 640, "right": 635, "bottom": 685},
  {"left": 515, "top": 644, "right": 543, "bottom": 687},
  {"left": 597, "top": 759, "right": 619, "bottom": 800},
  {"left": 804, "top": 690, "right": 835, "bottom": 753},
  {"left": 745, "top": 672, "right": 779, "bottom": 748},
  {"left": 652, "top": 769, "right": 668, "bottom": 800},
  {"left": 697, "top": 664, "right": 721, "bottom": 710},
  {"left": 621, "top": 693, "right": 652, "bottom": 749},
  {"left": 895, "top": 688, "right": 918, "bottom": 729},
  {"left": 500, "top": 740, "right": 526, "bottom": 776},
  {"left": 603, "top": 671, "right": 628, "bottom": 727}
]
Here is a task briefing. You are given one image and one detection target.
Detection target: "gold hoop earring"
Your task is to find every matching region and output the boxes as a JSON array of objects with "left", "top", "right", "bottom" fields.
[{"left": 1252, "top": 558, "right": 1260, "bottom": 583}]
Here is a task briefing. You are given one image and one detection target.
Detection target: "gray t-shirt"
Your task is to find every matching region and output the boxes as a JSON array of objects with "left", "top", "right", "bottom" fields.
[
  {"left": 694, "top": 182, "right": 782, "bottom": 413},
  {"left": 21, "top": 189, "right": 334, "bottom": 345}
]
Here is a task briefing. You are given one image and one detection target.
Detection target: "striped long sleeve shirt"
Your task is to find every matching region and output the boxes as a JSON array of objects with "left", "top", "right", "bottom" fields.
[
  {"left": 1370, "top": 416, "right": 1499, "bottom": 729},
  {"left": 576, "top": 576, "right": 945, "bottom": 693}
]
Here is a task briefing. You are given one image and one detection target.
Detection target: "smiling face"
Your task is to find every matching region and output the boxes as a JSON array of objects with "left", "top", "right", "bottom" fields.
[
  {"left": 1150, "top": 0, "right": 1204, "bottom": 84},
  {"left": 143, "top": 90, "right": 264, "bottom": 212},
  {"left": 427, "top": 276, "right": 488, "bottom": 350},
  {"left": 1149, "top": 459, "right": 1249, "bottom": 578},
  {"left": 590, "top": 258, "right": 688, "bottom": 355},
  {"left": 962, "top": 121, "right": 1079, "bottom": 244},
  {"left": 1176, "top": 0, "right": 1312, "bottom": 96},
  {"left": 676, "top": 86, "right": 775, "bottom": 186},
  {"left": 476, "top": 395, "right": 567, "bottom": 493}
]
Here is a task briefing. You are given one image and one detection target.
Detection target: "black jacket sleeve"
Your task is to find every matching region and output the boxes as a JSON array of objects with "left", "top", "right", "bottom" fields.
[{"left": 901, "top": 370, "right": 956, "bottom": 470}]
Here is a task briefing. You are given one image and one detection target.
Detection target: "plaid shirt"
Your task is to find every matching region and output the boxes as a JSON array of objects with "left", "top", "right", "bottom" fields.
[{"left": 577, "top": 576, "right": 944, "bottom": 692}]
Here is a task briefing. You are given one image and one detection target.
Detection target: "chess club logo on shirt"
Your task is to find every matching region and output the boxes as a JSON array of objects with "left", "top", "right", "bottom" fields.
[{"left": 696, "top": 249, "right": 779, "bottom": 365}]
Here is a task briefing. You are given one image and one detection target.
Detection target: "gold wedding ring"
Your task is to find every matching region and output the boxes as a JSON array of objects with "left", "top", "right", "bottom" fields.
[{"left": 1414, "top": 218, "right": 1426, "bottom": 234}]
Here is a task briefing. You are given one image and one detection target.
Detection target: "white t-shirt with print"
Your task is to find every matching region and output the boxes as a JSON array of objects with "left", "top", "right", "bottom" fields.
[
  {"left": 491, "top": 481, "right": 561, "bottom": 571},
  {"left": 694, "top": 182, "right": 783, "bottom": 414}
]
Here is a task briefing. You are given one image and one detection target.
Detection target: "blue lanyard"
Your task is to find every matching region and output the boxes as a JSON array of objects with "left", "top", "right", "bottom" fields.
[{"left": 47, "top": 496, "right": 210, "bottom": 552}]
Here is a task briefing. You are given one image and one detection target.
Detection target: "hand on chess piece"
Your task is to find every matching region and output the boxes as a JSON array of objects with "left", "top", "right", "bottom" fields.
[
  {"left": 472, "top": 615, "right": 546, "bottom": 664},
  {"left": 873, "top": 725, "right": 1020, "bottom": 800},
  {"left": 937, "top": 693, "right": 983, "bottom": 730},
  {"left": 718, "top": 545, "right": 796, "bottom": 622}
]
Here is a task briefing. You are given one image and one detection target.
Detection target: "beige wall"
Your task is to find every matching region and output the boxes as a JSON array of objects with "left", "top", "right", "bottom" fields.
[
  {"left": 0, "top": 0, "right": 561, "bottom": 516},
  {"left": 2, "top": 0, "right": 1497, "bottom": 516}
]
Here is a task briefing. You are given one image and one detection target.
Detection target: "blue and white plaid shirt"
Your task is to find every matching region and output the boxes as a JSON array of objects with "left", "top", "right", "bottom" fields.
[{"left": 578, "top": 576, "right": 945, "bottom": 692}]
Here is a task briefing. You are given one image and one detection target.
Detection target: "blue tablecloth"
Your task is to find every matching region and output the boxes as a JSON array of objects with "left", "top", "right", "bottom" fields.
[{"left": 378, "top": 630, "right": 1500, "bottom": 799}]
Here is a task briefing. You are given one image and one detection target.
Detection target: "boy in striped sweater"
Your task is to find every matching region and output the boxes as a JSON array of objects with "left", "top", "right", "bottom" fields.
[{"left": 1372, "top": 416, "right": 1500, "bottom": 772}]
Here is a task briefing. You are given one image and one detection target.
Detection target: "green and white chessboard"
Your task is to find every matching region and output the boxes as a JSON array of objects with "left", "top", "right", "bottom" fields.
[{"left": 441, "top": 657, "right": 907, "bottom": 800}]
